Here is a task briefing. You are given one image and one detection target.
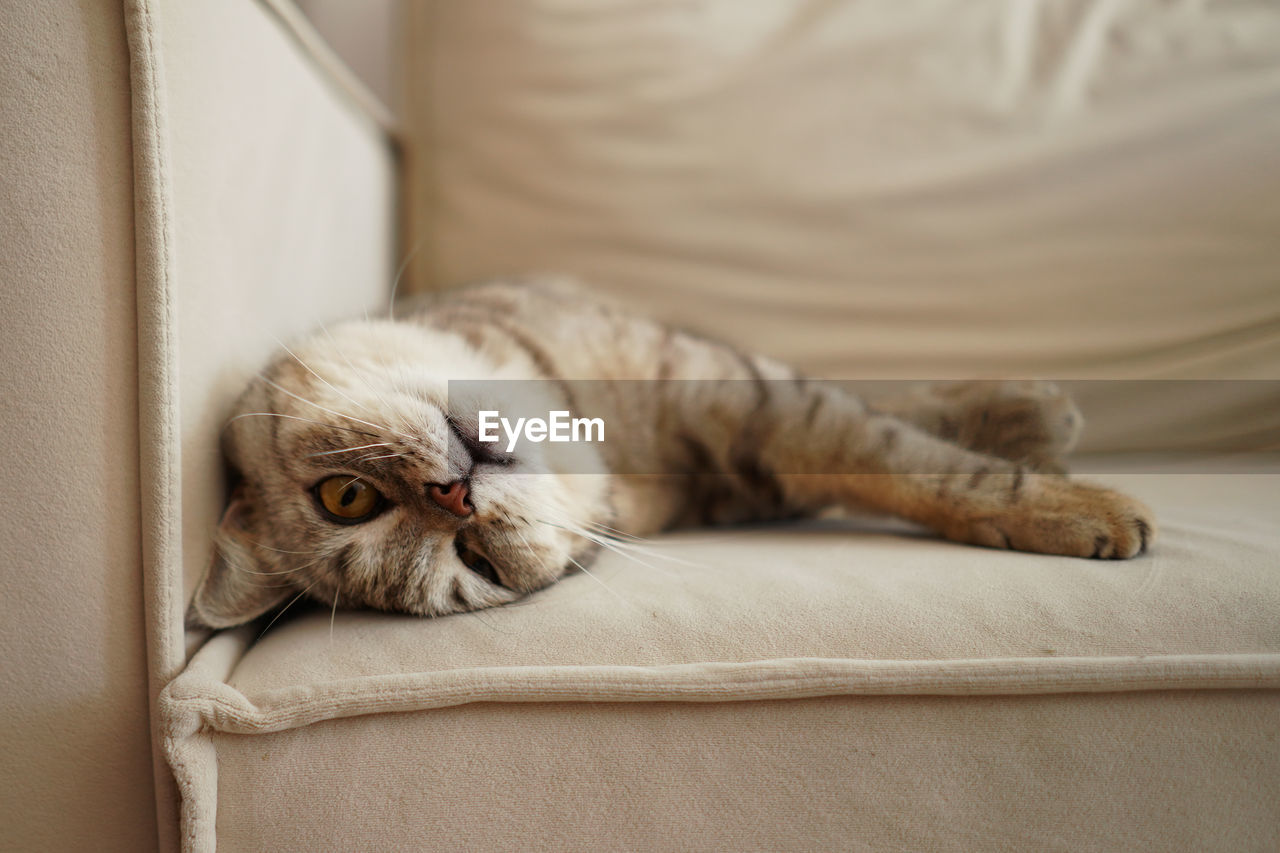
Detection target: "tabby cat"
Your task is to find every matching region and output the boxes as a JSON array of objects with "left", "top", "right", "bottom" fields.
[{"left": 190, "top": 278, "right": 1154, "bottom": 628}]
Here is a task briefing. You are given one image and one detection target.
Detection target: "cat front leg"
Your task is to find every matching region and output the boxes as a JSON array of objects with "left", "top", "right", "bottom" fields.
[
  {"left": 867, "top": 380, "right": 1082, "bottom": 474},
  {"left": 762, "top": 382, "right": 1154, "bottom": 559}
]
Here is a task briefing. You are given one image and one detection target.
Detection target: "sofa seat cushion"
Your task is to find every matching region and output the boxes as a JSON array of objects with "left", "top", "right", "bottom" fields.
[
  {"left": 221, "top": 458, "right": 1280, "bottom": 708},
  {"left": 165, "top": 457, "right": 1280, "bottom": 850},
  {"left": 206, "top": 691, "right": 1279, "bottom": 852}
]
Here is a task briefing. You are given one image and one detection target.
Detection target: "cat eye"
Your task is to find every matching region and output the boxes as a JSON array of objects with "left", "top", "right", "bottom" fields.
[{"left": 315, "top": 476, "right": 384, "bottom": 524}]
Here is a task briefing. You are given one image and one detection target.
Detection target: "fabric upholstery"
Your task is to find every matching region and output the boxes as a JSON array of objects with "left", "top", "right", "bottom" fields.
[
  {"left": 154, "top": 0, "right": 397, "bottom": 614},
  {"left": 164, "top": 461, "right": 1280, "bottom": 850},
  {"left": 402, "top": 0, "right": 1280, "bottom": 452},
  {"left": 123, "top": 0, "right": 397, "bottom": 847},
  {"left": 292, "top": 0, "right": 399, "bottom": 112},
  {"left": 0, "top": 3, "right": 158, "bottom": 850},
  {"left": 61, "top": 0, "right": 1275, "bottom": 850},
  {"left": 210, "top": 691, "right": 1280, "bottom": 852},
  {"left": 231, "top": 464, "right": 1280, "bottom": 686}
]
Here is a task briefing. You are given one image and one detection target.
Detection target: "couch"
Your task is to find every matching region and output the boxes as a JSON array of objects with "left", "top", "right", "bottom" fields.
[{"left": 3, "top": 1, "right": 1277, "bottom": 850}]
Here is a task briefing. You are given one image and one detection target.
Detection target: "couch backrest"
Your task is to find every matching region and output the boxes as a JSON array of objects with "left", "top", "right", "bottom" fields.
[{"left": 401, "top": 0, "right": 1280, "bottom": 453}]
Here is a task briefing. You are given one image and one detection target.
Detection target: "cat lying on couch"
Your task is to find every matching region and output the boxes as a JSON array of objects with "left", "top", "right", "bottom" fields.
[{"left": 190, "top": 278, "right": 1153, "bottom": 629}]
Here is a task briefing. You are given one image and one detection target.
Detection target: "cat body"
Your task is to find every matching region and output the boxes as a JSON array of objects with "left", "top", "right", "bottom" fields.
[{"left": 191, "top": 278, "right": 1153, "bottom": 628}]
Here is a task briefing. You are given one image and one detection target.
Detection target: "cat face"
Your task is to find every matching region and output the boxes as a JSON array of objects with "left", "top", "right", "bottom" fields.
[{"left": 189, "top": 320, "right": 610, "bottom": 628}]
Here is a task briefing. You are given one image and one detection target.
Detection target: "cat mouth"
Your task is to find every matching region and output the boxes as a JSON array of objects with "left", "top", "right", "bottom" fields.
[{"left": 455, "top": 536, "right": 506, "bottom": 588}]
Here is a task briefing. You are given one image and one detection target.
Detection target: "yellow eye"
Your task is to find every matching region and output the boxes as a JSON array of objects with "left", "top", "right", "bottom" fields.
[{"left": 316, "top": 476, "right": 382, "bottom": 522}]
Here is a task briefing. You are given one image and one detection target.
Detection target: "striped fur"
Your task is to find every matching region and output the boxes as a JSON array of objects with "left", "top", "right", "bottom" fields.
[{"left": 190, "top": 278, "right": 1154, "bottom": 628}]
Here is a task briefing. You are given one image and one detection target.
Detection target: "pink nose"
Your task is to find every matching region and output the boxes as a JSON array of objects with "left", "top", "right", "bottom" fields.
[{"left": 428, "top": 481, "right": 472, "bottom": 517}]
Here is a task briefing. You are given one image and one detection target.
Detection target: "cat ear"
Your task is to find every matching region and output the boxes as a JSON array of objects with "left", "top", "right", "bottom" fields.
[{"left": 187, "top": 484, "right": 294, "bottom": 629}]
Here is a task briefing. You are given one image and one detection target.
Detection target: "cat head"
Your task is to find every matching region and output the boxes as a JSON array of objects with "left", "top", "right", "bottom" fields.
[{"left": 188, "top": 319, "right": 610, "bottom": 628}]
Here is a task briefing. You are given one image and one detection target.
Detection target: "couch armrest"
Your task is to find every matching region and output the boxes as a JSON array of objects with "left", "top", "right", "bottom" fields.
[
  {"left": 130, "top": 1, "right": 398, "bottom": 846},
  {"left": 0, "top": 2, "right": 158, "bottom": 850},
  {"left": 0, "top": 1, "right": 397, "bottom": 850}
]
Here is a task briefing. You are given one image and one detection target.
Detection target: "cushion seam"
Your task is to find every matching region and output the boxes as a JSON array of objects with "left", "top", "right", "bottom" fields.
[{"left": 167, "top": 652, "right": 1280, "bottom": 737}]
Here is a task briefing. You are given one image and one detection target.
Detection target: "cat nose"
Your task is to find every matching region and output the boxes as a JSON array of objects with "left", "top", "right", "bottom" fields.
[{"left": 428, "top": 481, "right": 472, "bottom": 518}]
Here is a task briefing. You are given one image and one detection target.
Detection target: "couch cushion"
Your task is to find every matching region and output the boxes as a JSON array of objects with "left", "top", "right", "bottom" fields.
[
  {"left": 224, "top": 459, "right": 1280, "bottom": 703},
  {"left": 166, "top": 458, "right": 1280, "bottom": 850},
  {"left": 208, "top": 691, "right": 1280, "bottom": 852}
]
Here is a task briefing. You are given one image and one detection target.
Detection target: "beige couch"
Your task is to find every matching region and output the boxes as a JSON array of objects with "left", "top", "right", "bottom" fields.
[{"left": 3, "top": 2, "right": 1278, "bottom": 851}]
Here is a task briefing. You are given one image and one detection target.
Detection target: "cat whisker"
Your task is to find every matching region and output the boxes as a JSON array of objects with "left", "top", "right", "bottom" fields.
[
  {"left": 541, "top": 515, "right": 701, "bottom": 569},
  {"left": 537, "top": 519, "right": 676, "bottom": 577},
  {"left": 235, "top": 551, "right": 332, "bottom": 580},
  {"left": 303, "top": 442, "right": 394, "bottom": 459},
  {"left": 586, "top": 535, "right": 673, "bottom": 576},
  {"left": 316, "top": 318, "right": 427, "bottom": 445},
  {"left": 355, "top": 310, "right": 413, "bottom": 397},
  {"left": 257, "top": 580, "right": 320, "bottom": 641},
  {"left": 318, "top": 320, "right": 404, "bottom": 418},
  {"left": 509, "top": 527, "right": 548, "bottom": 582},
  {"left": 359, "top": 303, "right": 430, "bottom": 401},
  {"left": 352, "top": 452, "right": 410, "bottom": 463},
  {"left": 463, "top": 606, "right": 513, "bottom": 634},
  {"left": 225, "top": 570, "right": 304, "bottom": 587},
  {"left": 492, "top": 596, "right": 552, "bottom": 611},
  {"left": 245, "top": 540, "right": 320, "bottom": 556},
  {"left": 583, "top": 519, "right": 727, "bottom": 551},
  {"left": 374, "top": 351, "right": 416, "bottom": 399},
  {"left": 329, "top": 581, "right": 340, "bottom": 645},
  {"left": 582, "top": 520, "right": 647, "bottom": 542},
  {"left": 510, "top": 526, "right": 634, "bottom": 610},
  {"left": 234, "top": 566, "right": 309, "bottom": 578},
  {"left": 259, "top": 375, "right": 415, "bottom": 441},
  {"left": 571, "top": 514, "right": 727, "bottom": 554},
  {"left": 336, "top": 451, "right": 408, "bottom": 469},
  {"left": 273, "top": 335, "right": 375, "bottom": 416},
  {"left": 565, "top": 553, "right": 636, "bottom": 609},
  {"left": 594, "top": 537, "right": 703, "bottom": 567},
  {"left": 387, "top": 241, "right": 423, "bottom": 321},
  {"left": 225, "top": 412, "right": 380, "bottom": 439}
]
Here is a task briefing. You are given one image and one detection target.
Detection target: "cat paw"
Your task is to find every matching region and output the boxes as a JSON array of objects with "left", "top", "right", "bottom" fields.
[
  {"left": 932, "top": 380, "right": 1082, "bottom": 472},
  {"left": 960, "top": 476, "right": 1155, "bottom": 559}
]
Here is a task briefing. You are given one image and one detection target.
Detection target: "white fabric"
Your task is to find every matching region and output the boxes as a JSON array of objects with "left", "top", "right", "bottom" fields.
[
  {"left": 153, "top": 0, "right": 397, "bottom": 614},
  {"left": 165, "top": 459, "right": 1280, "bottom": 850},
  {"left": 129, "top": 2, "right": 1280, "bottom": 849},
  {"left": 124, "top": 0, "right": 398, "bottom": 847},
  {"left": 0, "top": 3, "right": 158, "bottom": 850},
  {"left": 404, "top": 0, "right": 1280, "bottom": 452},
  {"left": 219, "top": 462, "right": 1280, "bottom": 701},
  {"left": 207, "top": 691, "right": 1280, "bottom": 852}
]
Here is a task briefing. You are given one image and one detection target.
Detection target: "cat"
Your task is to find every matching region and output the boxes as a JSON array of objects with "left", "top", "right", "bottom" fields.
[{"left": 189, "top": 277, "right": 1154, "bottom": 629}]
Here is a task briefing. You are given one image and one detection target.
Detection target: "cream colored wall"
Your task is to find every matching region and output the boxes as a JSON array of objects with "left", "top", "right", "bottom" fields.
[{"left": 0, "top": 2, "right": 159, "bottom": 851}]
